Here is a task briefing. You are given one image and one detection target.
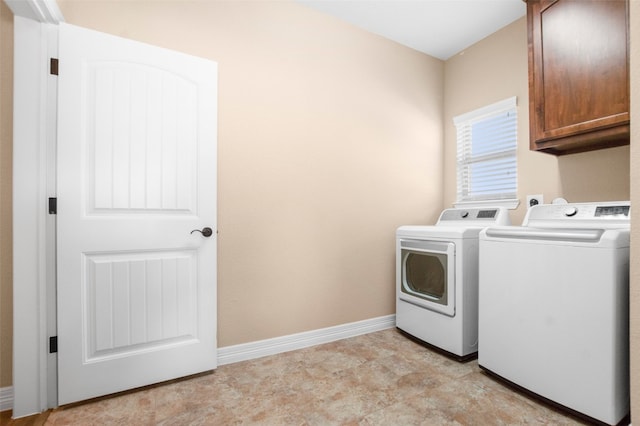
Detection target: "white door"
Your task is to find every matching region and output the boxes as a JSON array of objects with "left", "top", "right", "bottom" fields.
[{"left": 56, "top": 23, "right": 217, "bottom": 405}]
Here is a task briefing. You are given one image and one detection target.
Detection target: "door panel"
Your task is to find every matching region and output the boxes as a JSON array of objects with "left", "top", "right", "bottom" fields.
[
  {"left": 57, "top": 23, "right": 217, "bottom": 405},
  {"left": 85, "top": 250, "right": 198, "bottom": 359},
  {"left": 88, "top": 62, "right": 198, "bottom": 213}
]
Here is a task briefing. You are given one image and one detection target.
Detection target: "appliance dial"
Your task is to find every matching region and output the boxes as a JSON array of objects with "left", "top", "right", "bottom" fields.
[{"left": 564, "top": 207, "right": 578, "bottom": 217}]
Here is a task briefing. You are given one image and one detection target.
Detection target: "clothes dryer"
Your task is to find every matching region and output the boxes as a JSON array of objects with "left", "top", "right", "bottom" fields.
[{"left": 396, "top": 207, "right": 510, "bottom": 360}]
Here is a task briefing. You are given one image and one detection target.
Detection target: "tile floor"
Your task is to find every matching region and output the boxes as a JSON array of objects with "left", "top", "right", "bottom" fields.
[{"left": 39, "top": 329, "right": 589, "bottom": 425}]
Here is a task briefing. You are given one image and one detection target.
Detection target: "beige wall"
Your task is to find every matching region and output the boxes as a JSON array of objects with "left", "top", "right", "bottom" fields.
[
  {"left": 0, "top": 0, "right": 13, "bottom": 389},
  {"left": 630, "top": 0, "right": 639, "bottom": 421},
  {"left": 54, "top": 0, "right": 445, "bottom": 347},
  {"left": 444, "top": 18, "right": 630, "bottom": 225}
]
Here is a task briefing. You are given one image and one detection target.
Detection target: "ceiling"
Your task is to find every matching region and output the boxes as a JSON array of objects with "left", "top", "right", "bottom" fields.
[{"left": 297, "top": 0, "right": 526, "bottom": 60}]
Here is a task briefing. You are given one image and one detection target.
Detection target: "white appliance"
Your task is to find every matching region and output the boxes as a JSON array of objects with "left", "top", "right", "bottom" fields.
[
  {"left": 396, "top": 207, "right": 510, "bottom": 360},
  {"left": 478, "top": 201, "right": 630, "bottom": 425}
]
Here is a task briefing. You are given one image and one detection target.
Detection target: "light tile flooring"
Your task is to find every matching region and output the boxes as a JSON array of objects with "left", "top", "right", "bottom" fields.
[{"left": 39, "top": 329, "right": 589, "bottom": 425}]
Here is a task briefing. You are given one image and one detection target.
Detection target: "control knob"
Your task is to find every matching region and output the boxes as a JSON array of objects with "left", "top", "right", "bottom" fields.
[{"left": 564, "top": 207, "right": 578, "bottom": 217}]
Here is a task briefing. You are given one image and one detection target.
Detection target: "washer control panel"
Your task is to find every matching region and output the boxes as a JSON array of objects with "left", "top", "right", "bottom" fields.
[
  {"left": 595, "top": 205, "right": 630, "bottom": 217},
  {"left": 524, "top": 201, "right": 630, "bottom": 228}
]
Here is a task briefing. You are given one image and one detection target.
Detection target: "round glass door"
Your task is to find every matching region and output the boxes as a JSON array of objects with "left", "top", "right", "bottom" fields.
[{"left": 402, "top": 250, "right": 448, "bottom": 305}]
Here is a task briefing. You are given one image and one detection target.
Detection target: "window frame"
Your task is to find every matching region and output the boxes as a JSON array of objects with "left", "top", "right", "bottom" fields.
[{"left": 453, "top": 96, "right": 520, "bottom": 210}]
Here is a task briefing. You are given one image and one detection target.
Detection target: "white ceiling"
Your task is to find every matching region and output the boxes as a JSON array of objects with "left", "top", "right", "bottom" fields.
[{"left": 297, "top": 0, "right": 526, "bottom": 60}]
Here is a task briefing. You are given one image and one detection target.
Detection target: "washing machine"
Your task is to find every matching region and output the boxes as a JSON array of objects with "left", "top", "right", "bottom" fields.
[
  {"left": 396, "top": 207, "right": 510, "bottom": 360},
  {"left": 478, "top": 201, "right": 630, "bottom": 425}
]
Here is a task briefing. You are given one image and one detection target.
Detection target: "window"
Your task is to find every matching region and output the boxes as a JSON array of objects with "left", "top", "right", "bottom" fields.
[{"left": 453, "top": 97, "right": 518, "bottom": 207}]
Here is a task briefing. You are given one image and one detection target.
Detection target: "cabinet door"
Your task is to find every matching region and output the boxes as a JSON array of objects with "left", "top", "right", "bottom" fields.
[{"left": 528, "top": 0, "right": 629, "bottom": 155}]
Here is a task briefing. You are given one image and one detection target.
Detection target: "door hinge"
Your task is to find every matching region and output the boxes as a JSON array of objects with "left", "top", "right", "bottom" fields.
[
  {"left": 48, "top": 197, "right": 57, "bottom": 214},
  {"left": 50, "top": 58, "right": 59, "bottom": 76},
  {"left": 49, "top": 336, "right": 58, "bottom": 353}
]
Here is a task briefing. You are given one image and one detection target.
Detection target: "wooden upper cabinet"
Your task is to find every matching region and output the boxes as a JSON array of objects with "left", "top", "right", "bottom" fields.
[{"left": 527, "top": 0, "right": 629, "bottom": 155}]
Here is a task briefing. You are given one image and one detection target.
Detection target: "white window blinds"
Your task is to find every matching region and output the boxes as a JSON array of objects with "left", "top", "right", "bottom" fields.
[{"left": 454, "top": 97, "right": 517, "bottom": 204}]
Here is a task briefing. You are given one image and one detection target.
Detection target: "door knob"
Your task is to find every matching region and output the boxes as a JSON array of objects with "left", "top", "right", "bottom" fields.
[{"left": 191, "top": 227, "right": 213, "bottom": 237}]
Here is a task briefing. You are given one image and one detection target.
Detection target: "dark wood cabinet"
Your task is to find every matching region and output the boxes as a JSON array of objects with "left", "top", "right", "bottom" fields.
[{"left": 527, "top": 0, "right": 629, "bottom": 155}]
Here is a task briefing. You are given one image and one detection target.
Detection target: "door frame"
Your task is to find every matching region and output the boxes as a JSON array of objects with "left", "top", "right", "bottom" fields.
[{"left": 8, "top": 0, "right": 63, "bottom": 417}]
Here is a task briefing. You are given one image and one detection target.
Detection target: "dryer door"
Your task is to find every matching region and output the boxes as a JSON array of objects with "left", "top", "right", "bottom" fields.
[{"left": 399, "top": 239, "right": 455, "bottom": 317}]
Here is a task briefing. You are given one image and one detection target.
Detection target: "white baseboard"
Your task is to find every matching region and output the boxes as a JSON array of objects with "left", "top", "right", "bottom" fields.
[
  {"left": 0, "top": 386, "right": 13, "bottom": 412},
  {"left": 217, "top": 314, "right": 396, "bottom": 366}
]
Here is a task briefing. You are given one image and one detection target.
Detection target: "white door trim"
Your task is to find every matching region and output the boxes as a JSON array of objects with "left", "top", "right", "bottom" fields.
[
  {"left": 11, "top": 9, "right": 61, "bottom": 418},
  {"left": 4, "top": 0, "right": 63, "bottom": 24}
]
